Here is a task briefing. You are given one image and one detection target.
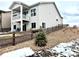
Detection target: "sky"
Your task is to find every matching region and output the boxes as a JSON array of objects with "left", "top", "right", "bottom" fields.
[{"left": 0, "top": 0, "right": 79, "bottom": 26}]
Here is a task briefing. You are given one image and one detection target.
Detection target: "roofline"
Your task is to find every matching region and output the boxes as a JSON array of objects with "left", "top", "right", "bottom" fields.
[
  {"left": 30, "top": 2, "right": 54, "bottom": 8},
  {"left": 53, "top": 2, "right": 63, "bottom": 19},
  {"left": 9, "top": 1, "right": 63, "bottom": 19},
  {"left": 0, "top": 10, "right": 5, "bottom": 12},
  {"left": 9, "top": 1, "right": 29, "bottom": 9},
  {"left": 0, "top": 10, "right": 11, "bottom": 13},
  {"left": 5, "top": 11, "right": 11, "bottom": 13},
  {"left": 30, "top": 2, "right": 63, "bottom": 19}
]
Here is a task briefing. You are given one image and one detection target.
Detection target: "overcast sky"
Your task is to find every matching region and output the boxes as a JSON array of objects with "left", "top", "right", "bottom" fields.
[{"left": 0, "top": 0, "right": 79, "bottom": 26}]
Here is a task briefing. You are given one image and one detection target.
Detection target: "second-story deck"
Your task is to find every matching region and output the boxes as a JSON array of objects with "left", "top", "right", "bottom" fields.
[
  {"left": 12, "top": 4, "right": 30, "bottom": 22},
  {"left": 12, "top": 13, "right": 30, "bottom": 21}
]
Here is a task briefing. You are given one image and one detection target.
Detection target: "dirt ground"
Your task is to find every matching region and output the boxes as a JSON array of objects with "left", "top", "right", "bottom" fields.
[{"left": 0, "top": 27, "right": 79, "bottom": 55}]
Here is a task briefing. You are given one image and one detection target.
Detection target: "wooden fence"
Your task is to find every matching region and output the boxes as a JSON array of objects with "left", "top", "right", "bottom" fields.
[
  {"left": 42, "top": 24, "right": 68, "bottom": 34},
  {"left": 0, "top": 31, "right": 33, "bottom": 48},
  {"left": 0, "top": 24, "right": 68, "bottom": 48}
]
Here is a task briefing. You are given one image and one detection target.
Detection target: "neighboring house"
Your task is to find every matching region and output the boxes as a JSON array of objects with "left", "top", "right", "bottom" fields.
[
  {"left": 9, "top": 1, "right": 63, "bottom": 32},
  {"left": 0, "top": 10, "right": 11, "bottom": 32}
]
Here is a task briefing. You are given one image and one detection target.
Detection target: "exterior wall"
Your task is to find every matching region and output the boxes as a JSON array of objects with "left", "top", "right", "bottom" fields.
[
  {"left": 2, "top": 12, "right": 11, "bottom": 29},
  {"left": 26, "top": 6, "right": 40, "bottom": 30},
  {"left": 27, "top": 3, "right": 63, "bottom": 30},
  {"left": 38, "top": 4, "right": 63, "bottom": 28}
]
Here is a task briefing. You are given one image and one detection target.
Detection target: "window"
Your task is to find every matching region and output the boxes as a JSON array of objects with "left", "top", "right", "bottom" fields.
[
  {"left": 23, "top": 11, "right": 28, "bottom": 15},
  {"left": 31, "top": 23, "right": 36, "bottom": 28},
  {"left": 23, "top": 12, "right": 26, "bottom": 15},
  {"left": 56, "top": 19, "right": 58, "bottom": 21},
  {"left": 26, "top": 11, "right": 28, "bottom": 14},
  {"left": 31, "top": 9, "right": 36, "bottom": 16},
  {"left": 42, "top": 23, "right": 46, "bottom": 28},
  {"left": 14, "top": 25, "right": 16, "bottom": 29}
]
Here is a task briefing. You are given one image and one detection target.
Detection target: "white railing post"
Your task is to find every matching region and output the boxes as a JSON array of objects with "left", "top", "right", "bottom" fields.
[
  {"left": 11, "top": 10, "right": 14, "bottom": 32},
  {"left": 20, "top": 5, "right": 23, "bottom": 32}
]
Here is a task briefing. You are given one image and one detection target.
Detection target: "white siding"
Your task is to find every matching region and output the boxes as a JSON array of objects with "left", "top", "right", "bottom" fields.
[
  {"left": 27, "top": 3, "right": 63, "bottom": 30},
  {"left": 38, "top": 4, "right": 62, "bottom": 28},
  {"left": 27, "top": 6, "right": 40, "bottom": 30}
]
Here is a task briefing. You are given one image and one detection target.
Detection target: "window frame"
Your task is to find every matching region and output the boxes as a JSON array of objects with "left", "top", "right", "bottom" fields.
[
  {"left": 23, "top": 11, "right": 28, "bottom": 15},
  {"left": 42, "top": 22, "right": 46, "bottom": 28},
  {"left": 14, "top": 25, "right": 16, "bottom": 29},
  {"left": 31, "top": 9, "right": 36, "bottom": 16},
  {"left": 31, "top": 22, "right": 36, "bottom": 28}
]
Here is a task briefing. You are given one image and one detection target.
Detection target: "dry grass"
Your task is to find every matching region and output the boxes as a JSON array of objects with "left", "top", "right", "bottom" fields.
[{"left": 0, "top": 27, "right": 79, "bottom": 54}]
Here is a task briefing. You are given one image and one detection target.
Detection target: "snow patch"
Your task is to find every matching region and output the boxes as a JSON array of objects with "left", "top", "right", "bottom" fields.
[{"left": 1, "top": 47, "right": 34, "bottom": 57}]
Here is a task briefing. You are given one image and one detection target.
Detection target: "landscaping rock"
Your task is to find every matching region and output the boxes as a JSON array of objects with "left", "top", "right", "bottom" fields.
[
  {"left": 50, "top": 39, "right": 79, "bottom": 57},
  {"left": 31, "top": 38, "right": 79, "bottom": 57},
  {"left": 34, "top": 49, "right": 53, "bottom": 57}
]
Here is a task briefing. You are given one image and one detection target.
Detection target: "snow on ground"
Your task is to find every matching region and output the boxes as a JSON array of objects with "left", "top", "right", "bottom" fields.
[
  {"left": 52, "top": 42, "right": 74, "bottom": 53},
  {"left": 50, "top": 39, "right": 79, "bottom": 57},
  {"left": 51, "top": 43, "right": 75, "bottom": 57},
  {"left": 0, "top": 47, "right": 34, "bottom": 57}
]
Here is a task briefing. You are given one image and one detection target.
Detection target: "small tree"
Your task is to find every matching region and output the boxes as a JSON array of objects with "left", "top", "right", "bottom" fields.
[{"left": 35, "top": 30, "right": 47, "bottom": 47}]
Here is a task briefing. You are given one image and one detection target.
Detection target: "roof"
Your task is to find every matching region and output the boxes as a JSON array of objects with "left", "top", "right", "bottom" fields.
[
  {"left": 30, "top": 2, "right": 54, "bottom": 8},
  {"left": 0, "top": 10, "right": 11, "bottom": 13},
  {"left": 0, "top": 10, "right": 7, "bottom": 14},
  {"left": 53, "top": 2, "right": 63, "bottom": 19},
  {"left": 9, "top": 1, "right": 29, "bottom": 9},
  {"left": 0, "top": 10, "right": 5, "bottom": 12}
]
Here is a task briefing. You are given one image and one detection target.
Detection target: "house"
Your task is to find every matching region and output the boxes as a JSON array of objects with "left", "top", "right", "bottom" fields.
[
  {"left": 9, "top": 1, "right": 63, "bottom": 32},
  {"left": 0, "top": 10, "right": 11, "bottom": 32}
]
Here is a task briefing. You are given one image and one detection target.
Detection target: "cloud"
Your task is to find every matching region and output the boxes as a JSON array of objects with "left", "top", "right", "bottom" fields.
[
  {"left": 62, "top": 8, "right": 79, "bottom": 16},
  {"left": 63, "top": 12, "right": 79, "bottom": 16}
]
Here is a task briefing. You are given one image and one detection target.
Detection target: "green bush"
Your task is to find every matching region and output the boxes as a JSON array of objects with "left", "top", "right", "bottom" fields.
[{"left": 35, "top": 31, "right": 47, "bottom": 47}]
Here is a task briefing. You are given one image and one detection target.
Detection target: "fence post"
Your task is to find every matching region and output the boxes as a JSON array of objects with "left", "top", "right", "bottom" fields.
[
  {"left": 12, "top": 32, "right": 15, "bottom": 45},
  {"left": 30, "top": 29, "right": 33, "bottom": 40}
]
